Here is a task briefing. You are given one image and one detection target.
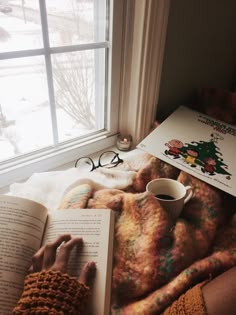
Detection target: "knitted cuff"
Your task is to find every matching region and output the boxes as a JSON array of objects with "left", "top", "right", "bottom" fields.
[
  {"left": 162, "top": 281, "right": 209, "bottom": 315},
  {"left": 13, "top": 270, "right": 90, "bottom": 315}
]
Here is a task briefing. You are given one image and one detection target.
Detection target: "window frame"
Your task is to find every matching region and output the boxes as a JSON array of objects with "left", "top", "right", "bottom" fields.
[{"left": 0, "top": 0, "right": 124, "bottom": 188}]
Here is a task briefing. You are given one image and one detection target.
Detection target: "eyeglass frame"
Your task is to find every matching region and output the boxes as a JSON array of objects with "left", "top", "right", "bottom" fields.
[{"left": 75, "top": 150, "right": 123, "bottom": 172}]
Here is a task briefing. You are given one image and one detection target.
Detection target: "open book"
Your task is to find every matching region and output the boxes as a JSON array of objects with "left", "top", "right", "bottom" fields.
[{"left": 0, "top": 194, "right": 115, "bottom": 315}]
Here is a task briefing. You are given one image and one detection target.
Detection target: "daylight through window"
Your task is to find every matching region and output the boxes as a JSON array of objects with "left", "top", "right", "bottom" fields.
[{"left": 0, "top": 0, "right": 109, "bottom": 163}]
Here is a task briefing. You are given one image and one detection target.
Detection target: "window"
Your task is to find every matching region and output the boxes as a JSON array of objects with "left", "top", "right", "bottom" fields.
[{"left": 0, "top": 0, "right": 123, "bottom": 188}]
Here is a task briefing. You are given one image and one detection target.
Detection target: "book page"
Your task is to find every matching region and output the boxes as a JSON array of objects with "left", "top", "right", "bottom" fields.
[
  {"left": 0, "top": 195, "right": 48, "bottom": 314},
  {"left": 43, "top": 209, "right": 115, "bottom": 315}
]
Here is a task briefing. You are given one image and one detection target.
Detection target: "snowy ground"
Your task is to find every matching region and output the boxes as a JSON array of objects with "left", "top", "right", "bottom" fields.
[{"left": 0, "top": 1, "right": 105, "bottom": 162}]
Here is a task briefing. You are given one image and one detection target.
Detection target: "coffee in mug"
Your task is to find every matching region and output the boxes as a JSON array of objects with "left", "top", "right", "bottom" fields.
[
  {"left": 155, "top": 194, "right": 175, "bottom": 200},
  {"left": 146, "top": 178, "right": 193, "bottom": 219}
]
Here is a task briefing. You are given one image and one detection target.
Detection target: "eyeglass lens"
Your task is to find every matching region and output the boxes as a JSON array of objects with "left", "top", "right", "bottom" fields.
[
  {"left": 75, "top": 157, "right": 95, "bottom": 171},
  {"left": 99, "top": 151, "right": 120, "bottom": 167}
]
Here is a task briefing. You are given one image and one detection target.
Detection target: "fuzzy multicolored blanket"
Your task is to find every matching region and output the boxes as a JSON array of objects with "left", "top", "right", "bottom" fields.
[{"left": 58, "top": 152, "right": 236, "bottom": 315}]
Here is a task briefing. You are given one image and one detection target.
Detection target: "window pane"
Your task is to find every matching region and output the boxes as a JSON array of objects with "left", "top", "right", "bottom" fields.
[
  {"left": 46, "top": 0, "right": 107, "bottom": 46},
  {"left": 0, "top": 57, "right": 53, "bottom": 161},
  {"left": 0, "top": 1, "right": 43, "bottom": 53},
  {"left": 52, "top": 48, "right": 106, "bottom": 142}
]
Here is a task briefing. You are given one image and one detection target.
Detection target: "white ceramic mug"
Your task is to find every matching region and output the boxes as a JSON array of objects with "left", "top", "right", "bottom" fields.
[{"left": 146, "top": 178, "right": 193, "bottom": 219}]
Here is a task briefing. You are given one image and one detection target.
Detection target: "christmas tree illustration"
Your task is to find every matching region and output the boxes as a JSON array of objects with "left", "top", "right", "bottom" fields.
[{"left": 180, "top": 133, "right": 231, "bottom": 178}]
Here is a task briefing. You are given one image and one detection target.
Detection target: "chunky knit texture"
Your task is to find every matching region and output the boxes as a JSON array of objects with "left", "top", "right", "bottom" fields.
[
  {"left": 59, "top": 154, "right": 236, "bottom": 315},
  {"left": 58, "top": 184, "right": 93, "bottom": 210},
  {"left": 162, "top": 281, "right": 208, "bottom": 315},
  {"left": 13, "top": 270, "right": 90, "bottom": 314}
]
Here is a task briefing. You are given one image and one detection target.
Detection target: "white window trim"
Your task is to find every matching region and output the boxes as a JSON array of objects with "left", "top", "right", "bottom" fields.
[
  {"left": 118, "top": 0, "right": 170, "bottom": 145},
  {"left": 0, "top": 0, "right": 124, "bottom": 189},
  {"left": 1, "top": 0, "right": 170, "bottom": 189}
]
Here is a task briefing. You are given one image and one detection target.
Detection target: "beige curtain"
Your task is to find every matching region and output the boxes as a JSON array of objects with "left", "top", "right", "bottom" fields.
[{"left": 118, "top": 0, "right": 170, "bottom": 144}]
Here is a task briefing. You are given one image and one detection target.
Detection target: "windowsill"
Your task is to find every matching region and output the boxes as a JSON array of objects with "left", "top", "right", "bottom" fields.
[
  {"left": 0, "top": 144, "right": 134, "bottom": 195},
  {"left": 0, "top": 134, "right": 118, "bottom": 190}
]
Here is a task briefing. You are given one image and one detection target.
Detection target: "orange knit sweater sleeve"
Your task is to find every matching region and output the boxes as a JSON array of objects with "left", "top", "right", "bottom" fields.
[
  {"left": 162, "top": 282, "right": 208, "bottom": 315},
  {"left": 13, "top": 270, "right": 90, "bottom": 315}
]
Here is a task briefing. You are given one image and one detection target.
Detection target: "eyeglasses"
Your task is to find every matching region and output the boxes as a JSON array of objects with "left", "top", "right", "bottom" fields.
[{"left": 75, "top": 150, "right": 123, "bottom": 172}]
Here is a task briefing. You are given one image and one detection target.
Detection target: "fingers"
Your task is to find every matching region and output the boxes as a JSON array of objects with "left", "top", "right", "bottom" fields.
[
  {"left": 30, "top": 245, "right": 45, "bottom": 272},
  {"left": 30, "top": 234, "right": 72, "bottom": 272},
  {"left": 42, "top": 234, "right": 72, "bottom": 270},
  {"left": 30, "top": 234, "right": 96, "bottom": 286},
  {"left": 52, "top": 237, "right": 83, "bottom": 273},
  {"left": 78, "top": 261, "right": 96, "bottom": 287}
]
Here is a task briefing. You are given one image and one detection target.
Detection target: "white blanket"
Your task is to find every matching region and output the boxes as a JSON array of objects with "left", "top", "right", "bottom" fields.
[{"left": 8, "top": 148, "right": 147, "bottom": 211}]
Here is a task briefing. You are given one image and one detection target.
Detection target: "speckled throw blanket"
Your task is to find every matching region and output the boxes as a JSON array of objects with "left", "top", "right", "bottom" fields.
[{"left": 59, "top": 153, "right": 236, "bottom": 315}]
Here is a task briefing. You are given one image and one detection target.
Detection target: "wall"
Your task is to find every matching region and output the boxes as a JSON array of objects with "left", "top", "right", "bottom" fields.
[{"left": 157, "top": 0, "right": 236, "bottom": 121}]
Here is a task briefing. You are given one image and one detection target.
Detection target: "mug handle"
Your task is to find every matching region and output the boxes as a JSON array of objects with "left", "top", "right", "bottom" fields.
[{"left": 184, "top": 186, "right": 193, "bottom": 204}]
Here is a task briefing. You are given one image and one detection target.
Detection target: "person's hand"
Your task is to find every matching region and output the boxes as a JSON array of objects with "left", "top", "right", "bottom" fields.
[{"left": 29, "top": 234, "right": 96, "bottom": 287}]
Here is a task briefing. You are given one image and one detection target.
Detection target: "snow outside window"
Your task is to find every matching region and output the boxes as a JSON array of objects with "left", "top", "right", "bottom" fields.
[{"left": 0, "top": 0, "right": 122, "bottom": 188}]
